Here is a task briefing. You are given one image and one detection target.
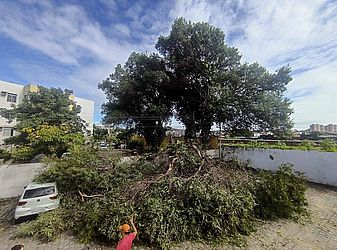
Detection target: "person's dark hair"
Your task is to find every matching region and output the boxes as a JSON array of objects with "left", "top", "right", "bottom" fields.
[{"left": 11, "top": 245, "right": 24, "bottom": 250}]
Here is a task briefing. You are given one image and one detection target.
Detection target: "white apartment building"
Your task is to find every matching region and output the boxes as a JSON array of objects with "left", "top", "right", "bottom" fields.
[
  {"left": 309, "top": 123, "right": 337, "bottom": 134},
  {"left": 0, "top": 80, "right": 94, "bottom": 144}
]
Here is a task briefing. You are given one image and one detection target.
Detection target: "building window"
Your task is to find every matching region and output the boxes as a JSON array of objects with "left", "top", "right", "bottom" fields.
[
  {"left": 3, "top": 127, "right": 14, "bottom": 137},
  {"left": 7, "top": 93, "right": 17, "bottom": 103}
]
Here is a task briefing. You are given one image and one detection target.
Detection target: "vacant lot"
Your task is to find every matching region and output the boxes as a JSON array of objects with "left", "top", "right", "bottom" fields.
[{"left": 1, "top": 184, "right": 337, "bottom": 250}]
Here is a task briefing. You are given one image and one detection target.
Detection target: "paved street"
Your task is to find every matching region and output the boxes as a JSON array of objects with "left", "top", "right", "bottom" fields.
[{"left": 1, "top": 184, "right": 337, "bottom": 249}]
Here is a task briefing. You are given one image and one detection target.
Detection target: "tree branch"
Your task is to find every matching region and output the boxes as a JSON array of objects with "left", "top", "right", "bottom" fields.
[{"left": 78, "top": 190, "right": 103, "bottom": 202}]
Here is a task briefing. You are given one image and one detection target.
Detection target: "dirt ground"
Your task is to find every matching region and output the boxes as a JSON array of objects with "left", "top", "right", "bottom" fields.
[{"left": 1, "top": 184, "right": 337, "bottom": 250}]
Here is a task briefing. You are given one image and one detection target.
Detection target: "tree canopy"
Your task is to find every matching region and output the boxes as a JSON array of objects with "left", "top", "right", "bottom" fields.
[
  {"left": 100, "top": 18, "right": 293, "bottom": 148},
  {"left": 93, "top": 125, "right": 109, "bottom": 142},
  {"left": 1, "top": 86, "right": 84, "bottom": 132},
  {"left": 0, "top": 86, "right": 85, "bottom": 158},
  {"left": 99, "top": 53, "right": 173, "bottom": 150}
]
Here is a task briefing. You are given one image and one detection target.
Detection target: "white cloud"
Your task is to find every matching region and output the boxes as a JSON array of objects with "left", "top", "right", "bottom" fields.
[
  {"left": 0, "top": 1, "right": 145, "bottom": 121},
  {"left": 170, "top": 0, "right": 337, "bottom": 129},
  {"left": 114, "top": 23, "right": 131, "bottom": 37},
  {"left": 0, "top": 0, "right": 336, "bottom": 128},
  {"left": 0, "top": 1, "right": 137, "bottom": 65}
]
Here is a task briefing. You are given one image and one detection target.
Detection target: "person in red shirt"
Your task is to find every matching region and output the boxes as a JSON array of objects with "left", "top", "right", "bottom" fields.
[{"left": 115, "top": 216, "right": 138, "bottom": 250}]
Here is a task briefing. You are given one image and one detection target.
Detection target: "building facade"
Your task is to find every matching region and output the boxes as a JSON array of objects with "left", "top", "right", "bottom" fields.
[
  {"left": 309, "top": 123, "right": 337, "bottom": 134},
  {"left": 0, "top": 80, "right": 94, "bottom": 144}
]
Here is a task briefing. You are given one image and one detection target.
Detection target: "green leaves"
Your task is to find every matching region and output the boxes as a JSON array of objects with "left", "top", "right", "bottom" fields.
[
  {"left": 101, "top": 18, "right": 293, "bottom": 146},
  {"left": 25, "top": 143, "right": 308, "bottom": 249},
  {"left": 2, "top": 86, "right": 84, "bottom": 132},
  {"left": 0, "top": 86, "right": 86, "bottom": 159},
  {"left": 16, "top": 208, "right": 68, "bottom": 242},
  {"left": 254, "top": 164, "right": 308, "bottom": 219},
  {"left": 99, "top": 53, "right": 172, "bottom": 151}
]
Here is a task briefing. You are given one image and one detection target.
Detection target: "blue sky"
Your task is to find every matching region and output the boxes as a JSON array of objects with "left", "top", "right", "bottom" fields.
[{"left": 0, "top": 0, "right": 336, "bottom": 130}]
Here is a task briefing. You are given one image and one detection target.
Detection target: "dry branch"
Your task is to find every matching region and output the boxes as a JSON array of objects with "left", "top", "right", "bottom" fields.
[{"left": 78, "top": 190, "right": 103, "bottom": 202}]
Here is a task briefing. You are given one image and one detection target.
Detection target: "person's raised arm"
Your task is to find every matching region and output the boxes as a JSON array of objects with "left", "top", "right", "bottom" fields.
[{"left": 129, "top": 215, "right": 138, "bottom": 235}]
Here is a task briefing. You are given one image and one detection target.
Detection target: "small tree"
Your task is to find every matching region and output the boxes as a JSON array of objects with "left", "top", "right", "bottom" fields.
[
  {"left": 93, "top": 125, "right": 109, "bottom": 142},
  {"left": 0, "top": 86, "right": 85, "bottom": 158},
  {"left": 26, "top": 125, "right": 84, "bottom": 157}
]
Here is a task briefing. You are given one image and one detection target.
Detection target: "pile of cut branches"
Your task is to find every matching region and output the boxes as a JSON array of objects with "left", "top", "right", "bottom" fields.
[{"left": 18, "top": 142, "right": 308, "bottom": 249}]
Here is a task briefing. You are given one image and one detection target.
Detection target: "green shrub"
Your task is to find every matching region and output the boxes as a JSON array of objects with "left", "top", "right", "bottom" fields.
[
  {"left": 320, "top": 139, "right": 337, "bottom": 152},
  {"left": 23, "top": 144, "right": 308, "bottom": 249},
  {"left": 0, "top": 148, "right": 11, "bottom": 162},
  {"left": 128, "top": 135, "right": 147, "bottom": 151},
  {"left": 298, "top": 140, "right": 316, "bottom": 150},
  {"left": 11, "top": 146, "right": 36, "bottom": 161},
  {"left": 160, "top": 136, "right": 170, "bottom": 149},
  {"left": 16, "top": 208, "right": 68, "bottom": 241},
  {"left": 254, "top": 164, "right": 308, "bottom": 219},
  {"left": 35, "top": 146, "right": 115, "bottom": 194},
  {"left": 138, "top": 180, "right": 255, "bottom": 248}
]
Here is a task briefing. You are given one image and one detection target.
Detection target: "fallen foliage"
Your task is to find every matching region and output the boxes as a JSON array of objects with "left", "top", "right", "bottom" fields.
[{"left": 18, "top": 142, "right": 308, "bottom": 249}]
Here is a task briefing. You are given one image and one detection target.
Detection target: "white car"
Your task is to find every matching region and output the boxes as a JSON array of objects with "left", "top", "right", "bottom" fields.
[
  {"left": 99, "top": 143, "right": 108, "bottom": 149},
  {"left": 15, "top": 182, "right": 60, "bottom": 221}
]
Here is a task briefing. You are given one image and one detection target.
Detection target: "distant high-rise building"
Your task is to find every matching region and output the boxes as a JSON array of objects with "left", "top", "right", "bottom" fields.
[
  {"left": 309, "top": 123, "right": 337, "bottom": 134},
  {"left": 320, "top": 125, "right": 325, "bottom": 133}
]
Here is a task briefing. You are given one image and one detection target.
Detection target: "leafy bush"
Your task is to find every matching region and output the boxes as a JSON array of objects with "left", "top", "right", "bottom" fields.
[
  {"left": 160, "top": 136, "right": 170, "bottom": 149},
  {"left": 224, "top": 138, "right": 337, "bottom": 152},
  {"left": 254, "top": 164, "right": 308, "bottom": 219},
  {"left": 36, "top": 145, "right": 113, "bottom": 194},
  {"left": 11, "top": 146, "right": 36, "bottom": 161},
  {"left": 138, "top": 180, "right": 255, "bottom": 248},
  {"left": 128, "top": 135, "right": 147, "bottom": 151},
  {"left": 320, "top": 139, "right": 337, "bottom": 152},
  {"left": 20, "top": 143, "right": 308, "bottom": 249},
  {"left": 16, "top": 209, "right": 68, "bottom": 241},
  {"left": 0, "top": 148, "right": 11, "bottom": 162},
  {"left": 298, "top": 140, "right": 316, "bottom": 150}
]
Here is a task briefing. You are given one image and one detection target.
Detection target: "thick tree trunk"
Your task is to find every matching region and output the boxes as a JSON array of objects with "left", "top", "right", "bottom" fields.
[
  {"left": 184, "top": 122, "right": 197, "bottom": 141},
  {"left": 200, "top": 122, "right": 212, "bottom": 147},
  {"left": 142, "top": 121, "right": 165, "bottom": 152}
]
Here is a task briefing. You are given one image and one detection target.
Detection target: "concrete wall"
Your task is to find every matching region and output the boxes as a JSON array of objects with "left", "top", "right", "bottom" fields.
[
  {"left": 0, "top": 163, "right": 44, "bottom": 198},
  {"left": 223, "top": 147, "right": 337, "bottom": 187}
]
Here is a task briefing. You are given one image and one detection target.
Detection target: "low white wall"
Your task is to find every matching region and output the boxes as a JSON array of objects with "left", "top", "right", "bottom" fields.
[
  {"left": 0, "top": 163, "right": 44, "bottom": 198},
  {"left": 222, "top": 147, "right": 337, "bottom": 187}
]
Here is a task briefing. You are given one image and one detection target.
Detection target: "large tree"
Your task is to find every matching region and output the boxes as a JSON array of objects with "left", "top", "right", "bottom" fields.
[
  {"left": 156, "top": 18, "right": 242, "bottom": 143},
  {"left": 214, "top": 63, "right": 293, "bottom": 136},
  {"left": 156, "top": 18, "right": 292, "bottom": 142},
  {"left": 99, "top": 53, "right": 172, "bottom": 150},
  {"left": 100, "top": 18, "right": 293, "bottom": 146}
]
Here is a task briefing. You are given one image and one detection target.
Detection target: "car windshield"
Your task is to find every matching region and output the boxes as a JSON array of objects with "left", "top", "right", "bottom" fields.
[{"left": 23, "top": 186, "right": 55, "bottom": 199}]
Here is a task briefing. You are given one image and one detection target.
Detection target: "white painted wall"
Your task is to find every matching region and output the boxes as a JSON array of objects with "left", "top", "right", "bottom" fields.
[
  {"left": 222, "top": 147, "right": 337, "bottom": 187},
  {"left": 0, "top": 163, "right": 44, "bottom": 198},
  {"left": 0, "top": 80, "right": 25, "bottom": 143}
]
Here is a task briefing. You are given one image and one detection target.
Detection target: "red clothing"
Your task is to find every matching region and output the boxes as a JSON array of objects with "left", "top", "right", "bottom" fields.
[{"left": 116, "top": 233, "right": 136, "bottom": 250}]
